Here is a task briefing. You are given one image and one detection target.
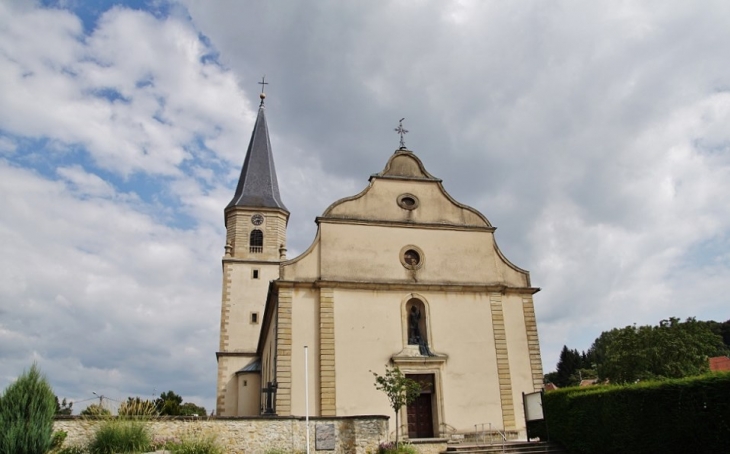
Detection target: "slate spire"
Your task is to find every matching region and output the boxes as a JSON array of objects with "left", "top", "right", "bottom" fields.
[{"left": 227, "top": 92, "right": 288, "bottom": 211}]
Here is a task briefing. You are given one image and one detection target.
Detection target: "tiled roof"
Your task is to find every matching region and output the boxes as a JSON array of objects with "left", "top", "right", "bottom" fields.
[
  {"left": 227, "top": 105, "right": 287, "bottom": 211},
  {"left": 236, "top": 359, "right": 261, "bottom": 374},
  {"left": 709, "top": 356, "right": 730, "bottom": 372}
]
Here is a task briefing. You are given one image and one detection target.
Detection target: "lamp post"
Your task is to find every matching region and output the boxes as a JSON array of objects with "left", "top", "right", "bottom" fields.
[
  {"left": 305, "top": 345, "right": 310, "bottom": 454},
  {"left": 92, "top": 391, "right": 104, "bottom": 408}
]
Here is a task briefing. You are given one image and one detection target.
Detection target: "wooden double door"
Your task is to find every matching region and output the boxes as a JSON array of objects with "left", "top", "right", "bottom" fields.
[{"left": 406, "top": 374, "right": 435, "bottom": 439}]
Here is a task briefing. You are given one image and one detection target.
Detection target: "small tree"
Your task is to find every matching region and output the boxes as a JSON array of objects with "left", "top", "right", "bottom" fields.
[
  {"left": 372, "top": 365, "right": 420, "bottom": 446},
  {"left": 0, "top": 363, "right": 57, "bottom": 454},
  {"left": 55, "top": 396, "right": 73, "bottom": 415}
]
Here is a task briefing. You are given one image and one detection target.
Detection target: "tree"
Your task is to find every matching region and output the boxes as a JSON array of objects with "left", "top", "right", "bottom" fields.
[
  {"left": 151, "top": 390, "right": 206, "bottom": 416},
  {"left": 705, "top": 319, "right": 730, "bottom": 348},
  {"left": 543, "top": 371, "right": 559, "bottom": 385},
  {"left": 155, "top": 390, "right": 183, "bottom": 415},
  {"left": 0, "top": 364, "right": 57, "bottom": 454},
  {"left": 55, "top": 396, "right": 73, "bottom": 415},
  {"left": 555, "top": 346, "right": 582, "bottom": 387},
  {"left": 372, "top": 365, "right": 421, "bottom": 446},
  {"left": 179, "top": 402, "right": 207, "bottom": 416},
  {"left": 592, "top": 317, "right": 728, "bottom": 383}
]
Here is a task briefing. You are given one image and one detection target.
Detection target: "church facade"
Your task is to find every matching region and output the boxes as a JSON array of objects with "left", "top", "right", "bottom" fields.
[{"left": 216, "top": 94, "right": 544, "bottom": 438}]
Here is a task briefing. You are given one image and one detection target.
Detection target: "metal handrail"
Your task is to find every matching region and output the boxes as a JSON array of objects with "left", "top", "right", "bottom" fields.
[
  {"left": 495, "top": 427, "right": 507, "bottom": 453},
  {"left": 473, "top": 423, "right": 507, "bottom": 453},
  {"left": 439, "top": 422, "right": 458, "bottom": 440}
]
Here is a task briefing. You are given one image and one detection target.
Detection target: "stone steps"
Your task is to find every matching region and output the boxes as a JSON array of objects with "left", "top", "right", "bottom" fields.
[{"left": 442, "top": 441, "right": 565, "bottom": 454}]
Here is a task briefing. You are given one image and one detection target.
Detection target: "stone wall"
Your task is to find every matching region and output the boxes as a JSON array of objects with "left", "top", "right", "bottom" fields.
[
  {"left": 409, "top": 439, "right": 448, "bottom": 454},
  {"left": 54, "top": 415, "right": 388, "bottom": 454}
]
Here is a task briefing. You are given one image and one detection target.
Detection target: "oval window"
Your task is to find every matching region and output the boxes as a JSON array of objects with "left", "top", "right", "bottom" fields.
[{"left": 397, "top": 193, "right": 419, "bottom": 210}]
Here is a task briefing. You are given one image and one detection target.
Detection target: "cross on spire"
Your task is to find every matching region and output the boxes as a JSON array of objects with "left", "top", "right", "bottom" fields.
[
  {"left": 258, "top": 76, "right": 268, "bottom": 106},
  {"left": 394, "top": 118, "right": 409, "bottom": 149}
]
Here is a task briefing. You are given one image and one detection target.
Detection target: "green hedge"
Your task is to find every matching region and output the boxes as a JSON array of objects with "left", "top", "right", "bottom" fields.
[{"left": 543, "top": 373, "right": 730, "bottom": 454}]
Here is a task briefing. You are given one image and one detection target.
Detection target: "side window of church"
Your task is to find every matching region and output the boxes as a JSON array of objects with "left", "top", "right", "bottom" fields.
[
  {"left": 252, "top": 269, "right": 260, "bottom": 279},
  {"left": 250, "top": 229, "right": 263, "bottom": 253},
  {"left": 250, "top": 312, "right": 259, "bottom": 324}
]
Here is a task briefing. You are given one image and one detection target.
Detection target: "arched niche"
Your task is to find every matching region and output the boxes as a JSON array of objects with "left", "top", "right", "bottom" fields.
[{"left": 401, "top": 294, "right": 433, "bottom": 355}]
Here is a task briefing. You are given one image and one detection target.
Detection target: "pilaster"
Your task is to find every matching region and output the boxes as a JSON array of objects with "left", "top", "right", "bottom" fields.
[
  {"left": 522, "top": 296, "right": 544, "bottom": 391},
  {"left": 319, "top": 288, "right": 336, "bottom": 416},
  {"left": 215, "top": 262, "right": 233, "bottom": 415},
  {"left": 490, "top": 293, "right": 516, "bottom": 430},
  {"left": 275, "top": 288, "right": 293, "bottom": 415},
  {"left": 218, "top": 263, "right": 233, "bottom": 351}
]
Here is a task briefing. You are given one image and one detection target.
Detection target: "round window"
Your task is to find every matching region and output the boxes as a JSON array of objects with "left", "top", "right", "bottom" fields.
[
  {"left": 400, "top": 245, "right": 425, "bottom": 270},
  {"left": 397, "top": 193, "right": 419, "bottom": 210},
  {"left": 404, "top": 249, "right": 420, "bottom": 266}
]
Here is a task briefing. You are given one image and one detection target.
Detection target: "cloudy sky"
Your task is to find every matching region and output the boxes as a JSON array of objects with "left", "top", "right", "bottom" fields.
[{"left": 2, "top": 0, "right": 729, "bottom": 413}]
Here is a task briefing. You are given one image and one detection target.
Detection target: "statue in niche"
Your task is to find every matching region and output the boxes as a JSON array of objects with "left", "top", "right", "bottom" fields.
[{"left": 408, "top": 305, "right": 433, "bottom": 356}]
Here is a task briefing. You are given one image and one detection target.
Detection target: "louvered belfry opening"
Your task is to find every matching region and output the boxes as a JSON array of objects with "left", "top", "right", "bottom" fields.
[{"left": 249, "top": 229, "right": 263, "bottom": 253}]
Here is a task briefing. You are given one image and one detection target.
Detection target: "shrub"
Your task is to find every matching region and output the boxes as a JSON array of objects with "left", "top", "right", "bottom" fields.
[
  {"left": 50, "top": 430, "right": 68, "bottom": 450},
  {"left": 80, "top": 404, "right": 111, "bottom": 417},
  {"left": 0, "top": 363, "right": 57, "bottom": 454},
  {"left": 87, "top": 419, "right": 151, "bottom": 454},
  {"left": 378, "top": 441, "right": 418, "bottom": 454},
  {"left": 164, "top": 433, "right": 223, "bottom": 454},
  {"left": 544, "top": 372, "right": 730, "bottom": 454},
  {"left": 117, "top": 398, "right": 157, "bottom": 417}
]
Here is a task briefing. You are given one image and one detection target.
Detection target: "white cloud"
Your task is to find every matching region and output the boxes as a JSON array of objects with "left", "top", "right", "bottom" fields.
[
  {"left": 0, "top": 2, "right": 249, "bottom": 410},
  {"left": 0, "top": 159, "right": 224, "bottom": 409},
  {"left": 57, "top": 165, "right": 116, "bottom": 198},
  {"left": 0, "top": 3, "right": 251, "bottom": 177}
]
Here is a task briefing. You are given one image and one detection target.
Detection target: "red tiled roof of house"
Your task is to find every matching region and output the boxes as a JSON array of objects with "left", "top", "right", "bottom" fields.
[{"left": 709, "top": 356, "right": 730, "bottom": 372}]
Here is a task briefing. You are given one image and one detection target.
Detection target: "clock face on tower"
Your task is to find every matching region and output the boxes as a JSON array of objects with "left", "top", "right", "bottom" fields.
[{"left": 251, "top": 214, "right": 264, "bottom": 226}]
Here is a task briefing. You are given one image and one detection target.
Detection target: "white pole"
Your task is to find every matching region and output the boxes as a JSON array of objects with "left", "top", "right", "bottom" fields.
[{"left": 305, "top": 345, "right": 310, "bottom": 454}]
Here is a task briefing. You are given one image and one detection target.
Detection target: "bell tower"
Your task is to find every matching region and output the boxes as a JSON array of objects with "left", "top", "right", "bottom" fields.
[{"left": 216, "top": 86, "right": 289, "bottom": 416}]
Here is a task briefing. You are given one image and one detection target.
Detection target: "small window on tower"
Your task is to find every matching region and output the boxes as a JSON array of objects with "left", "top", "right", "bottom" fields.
[
  {"left": 252, "top": 269, "right": 260, "bottom": 279},
  {"left": 250, "top": 312, "right": 259, "bottom": 324}
]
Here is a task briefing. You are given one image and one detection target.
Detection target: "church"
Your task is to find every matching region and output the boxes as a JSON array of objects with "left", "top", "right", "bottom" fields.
[{"left": 215, "top": 91, "right": 544, "bottom": 439}]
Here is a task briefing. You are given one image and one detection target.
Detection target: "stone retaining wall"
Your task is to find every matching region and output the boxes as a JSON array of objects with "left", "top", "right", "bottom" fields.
[
  {"left": 54, "top": 415, "right": 389, "bottom": 454},
  {"left": 409, "top": 439, "right": 449, "bottom": 454}
]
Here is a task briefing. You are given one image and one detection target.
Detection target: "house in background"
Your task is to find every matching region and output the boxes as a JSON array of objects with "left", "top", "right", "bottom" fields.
[{"left": 709, "top": 356, "right": 730, "bottom": 372}]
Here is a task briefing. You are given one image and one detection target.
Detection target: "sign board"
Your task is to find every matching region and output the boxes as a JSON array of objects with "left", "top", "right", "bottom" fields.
[
  {"left": 315, "top": 423, "right": 335, "bottom": 450},
  {"left": 523, "top": 391, "right": 544, "bottom": 422}
]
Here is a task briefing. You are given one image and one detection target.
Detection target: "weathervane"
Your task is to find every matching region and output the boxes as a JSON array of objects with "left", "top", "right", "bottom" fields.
[
  {"left": 394, "top": 118, "right": 408, "bottom": 149},
  {"left": 258, "top": 75, "right": 268, "bottom": 106}
]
